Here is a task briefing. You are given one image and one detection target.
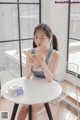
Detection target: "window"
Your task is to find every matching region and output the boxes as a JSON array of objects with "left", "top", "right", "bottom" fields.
[
  {"left": 0, "top": 0, "right": 41, "bottom": 85},
  {"left": 68, "top": 2, "right": 80, "bottom": 77}
]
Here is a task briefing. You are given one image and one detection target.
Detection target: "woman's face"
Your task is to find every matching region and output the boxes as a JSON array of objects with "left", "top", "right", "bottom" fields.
[{"left": 34, "top": 30, "right": 50, "bottom": 48}]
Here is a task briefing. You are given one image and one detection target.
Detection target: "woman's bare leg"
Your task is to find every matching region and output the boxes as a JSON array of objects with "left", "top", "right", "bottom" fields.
[
  {"left": 17, "top": 105, "right": 28, "bottom": 120},
  {"left": 32, "top": 104, "right": 44, "bottom": 120},
  {"left": 17, "top": 104, "right": 44, "bottom": 120}
]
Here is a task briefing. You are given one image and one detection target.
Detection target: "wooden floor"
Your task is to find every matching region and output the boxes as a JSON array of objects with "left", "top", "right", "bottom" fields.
[{"left": 0, "top": 97, "right": 79, "bottom": 120}]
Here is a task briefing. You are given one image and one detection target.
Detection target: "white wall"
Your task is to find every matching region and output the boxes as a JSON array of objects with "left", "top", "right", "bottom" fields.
[
  {"left": 41, "top": 0, "right": 68, "bottom": 81},
  {"left": 41, "top": 0, "right": 51, "bottom": 24}
]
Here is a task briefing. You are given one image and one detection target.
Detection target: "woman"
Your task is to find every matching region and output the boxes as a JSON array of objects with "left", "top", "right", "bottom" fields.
[{"left": 17, "top": 23, "right": 59, "bottom": 120}]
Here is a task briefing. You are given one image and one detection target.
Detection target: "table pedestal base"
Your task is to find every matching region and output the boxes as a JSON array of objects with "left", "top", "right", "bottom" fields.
[
  {"left": 29, "top": 105, "right": 32, "bottom": 120},
  {"left": 11, "top": 103, "right": 19, "bottom": 120},
  {"left": 44, "top": 103, "right": 53, "bottom": 120},
  {"left": 11, "top": 103, "right": 53, "bottom": 120}
]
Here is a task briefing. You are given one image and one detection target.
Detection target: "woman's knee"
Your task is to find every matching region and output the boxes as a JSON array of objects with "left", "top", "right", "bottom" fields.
[{"left": 21, "top": 105, "right": 28, "bottom": 111}]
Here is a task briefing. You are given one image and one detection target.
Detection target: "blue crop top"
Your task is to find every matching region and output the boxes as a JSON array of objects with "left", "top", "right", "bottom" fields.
[{"left": 30, "top": 48, "right": 54, "bottom": 78}]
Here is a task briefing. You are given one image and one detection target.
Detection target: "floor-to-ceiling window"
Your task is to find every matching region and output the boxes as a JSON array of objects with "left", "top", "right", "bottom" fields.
[
  {"left": 68, "top": 1, "right": 80, "bottom": 77},
  {"left": 0, "top": 0, "right": 41, "bottom": 86}
]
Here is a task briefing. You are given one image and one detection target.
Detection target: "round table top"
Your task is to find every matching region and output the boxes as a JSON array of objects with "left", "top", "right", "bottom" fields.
[{"left": 1, "top": 76, "right": 62, "bottom": 105}]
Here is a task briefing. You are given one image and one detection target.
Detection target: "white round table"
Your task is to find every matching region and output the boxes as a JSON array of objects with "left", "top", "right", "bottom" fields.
[{"left": 1, "top": 76, "right": 62, "bottom": 120}]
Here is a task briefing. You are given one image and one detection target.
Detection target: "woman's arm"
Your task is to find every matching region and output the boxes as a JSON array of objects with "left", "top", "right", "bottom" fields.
[
  {"left": 42, "top": 51, "right": 59, "bottom": 82},
  {"left": 25, "top": 50, "right": 34, "bottom": 79},
  {"left": 25, "top": 59, "right": 32, "bottom": 79}
]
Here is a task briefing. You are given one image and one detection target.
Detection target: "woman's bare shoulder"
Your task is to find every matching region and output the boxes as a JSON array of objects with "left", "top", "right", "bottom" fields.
[
  {"left": 54, "top": 50, "right": 59, "bottom": 56},
  {"left": 52, "top": 50, "right": 59, "bottom": 59}
]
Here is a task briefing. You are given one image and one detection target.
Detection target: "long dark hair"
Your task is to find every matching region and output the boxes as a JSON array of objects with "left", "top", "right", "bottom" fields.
[{"left": 33, "top": 24, "right": 58, "bottom": 51}]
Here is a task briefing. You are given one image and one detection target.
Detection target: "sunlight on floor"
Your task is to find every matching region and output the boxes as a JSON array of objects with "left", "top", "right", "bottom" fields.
[{"left": 37, "top": 102, "right": 79, "bottom": 120}]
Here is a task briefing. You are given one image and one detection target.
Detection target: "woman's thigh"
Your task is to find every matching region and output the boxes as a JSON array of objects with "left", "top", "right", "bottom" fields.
[{"left": 32, "top": 104, "right": 44, "bottom": 114}]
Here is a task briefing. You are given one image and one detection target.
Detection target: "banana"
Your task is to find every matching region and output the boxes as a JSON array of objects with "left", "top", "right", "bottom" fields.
[{"left": 24, "top": 50, "right": 32, "bottom": 59}]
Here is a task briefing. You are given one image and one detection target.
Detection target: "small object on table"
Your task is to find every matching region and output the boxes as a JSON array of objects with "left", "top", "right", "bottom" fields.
[{"left": 6, "top": 85, "right": 24, "bottom": 97}]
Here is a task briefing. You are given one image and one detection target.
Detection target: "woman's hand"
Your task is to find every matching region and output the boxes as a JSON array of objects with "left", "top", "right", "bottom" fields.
[
  {"left": 35, "top": 53, "right": 46, "bottom": 66},
  {"left": 27, "top": 53, "right": 46, "bottom": 68},
  {"left": 28, "top": 55, "right": 35, "bottom": 63},
  {"left": 27, "top": 55, "right": 35, "bottom": 68}
]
